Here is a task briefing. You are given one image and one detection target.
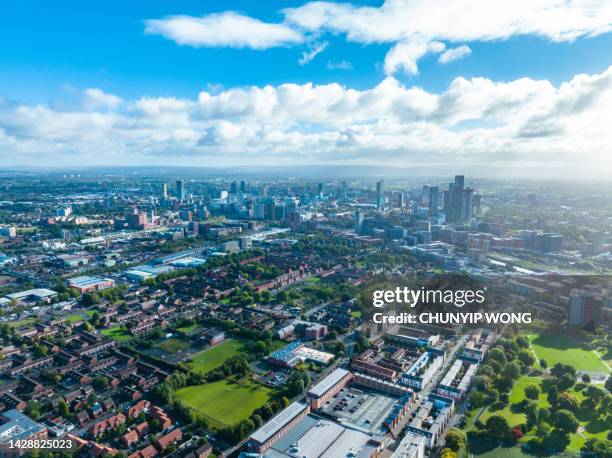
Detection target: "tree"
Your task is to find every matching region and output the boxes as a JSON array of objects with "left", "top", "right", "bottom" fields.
[
  {"left": 581, "top": 373, "right": 591, "bottom": 383},
  {"left": 518, "top": 350, "right": 536, "bottom": 367},
  {"left": 468, "top": 390, "right": 488, "bottom": 407},
  {"left": 440, "top": 448, "right": 457, "bottom": 458},
  {"left": 558, "top": 373, "right": 576, "bottom": 391},
  {"left": 57, "top": 399, "right": 69, "bottom": 418},
  {"left": 582, "top": 438, "right": 612, "bottom": 458},
  {"left": 555, "top": 409, "right": 579, "bottom": 433},
  {"left": 485, "top": 415, "right": 511, "bottom": 440},
  {"left": 25, "top": 400, "right": 42, "bottom": 419},
  {"left": 502, "top": 361, "right": 521, "bottom": 380},
  {"left": 81, "top": 292, "right": 100, "bottom": 306},
  {"left": 606, "top": 375, "right": 612, "bottom": 394},
  {"left": 524, "top": 385, "right": 540, "bottom": 400},
  {"left": 92, "top": 376, "right": 108, "bottom": 390},
  {"left": 585, "top": 385, "right": 606, "bottom": 404},
  {"left": 515, "top": 336, "right": 529, "bottom": 348},
  {"left": 489, "top": 348, "right": 507, "bottom": 366},
  {"left": 444, "top": 429, "right": 465, "bottom": 452},
  {"left": 557, "top": 392, "right": 579, "bottom": 411},
  {"left": 540, "top": 359, "right": 547, "bottom": 369},
  {"left": 548, "top": 386, "right": 559, "bottom": 405}
]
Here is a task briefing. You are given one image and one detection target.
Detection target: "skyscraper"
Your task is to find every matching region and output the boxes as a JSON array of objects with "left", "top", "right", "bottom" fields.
[
  {"left": 176, "top": 179, "right": 186, "bottom": 201},
  {"left": 376, "top": 180, "right": 384, "bottom": 209},
  {"left": 429, "top": 186, "right": 439, "bottom": 217},
  {"left": 161, "top": 183, "right": 168, "bottom": 199},
  {"left": 444, "top": 175, "right": 474, "bottom": 223},
  {"left": 354, "top": 210, "right": 364, "bottom": 234}
]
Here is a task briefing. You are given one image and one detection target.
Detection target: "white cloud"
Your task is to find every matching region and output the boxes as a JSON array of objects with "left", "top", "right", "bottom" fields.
[
  {"left": 1, "top": 67, "right": 611, "bottom": 175},
  {"left": 384, "top": 39, "right": 445, "bottom": 75},
  {"left": 283, "top": 0, "right": 612, "bottom": 44},
  {"left": 439, "top": 45, "right": 471, "bottom": 64},
  {"left": 298, "top": 41, "right": 329, "bottom": 65},
  {"left": 83, "top": 88, "right": 123, "bottom": 110},
  {"left": 144, "top": 12, "right": 303, "bottom": 49},
  {"left": 282, "top": 0, "right": 612, "bottom": 73}
]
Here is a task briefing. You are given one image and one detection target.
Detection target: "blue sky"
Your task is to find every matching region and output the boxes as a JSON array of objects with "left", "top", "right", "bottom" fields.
[
  {"left": 0, "top": 0, "right": 611, "bottom": 176},
  {"left": 2, "top": 0, "right": 611, "bottom": 103}
]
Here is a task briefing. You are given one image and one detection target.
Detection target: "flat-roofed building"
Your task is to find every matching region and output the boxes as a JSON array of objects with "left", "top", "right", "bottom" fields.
[
  {"left": 247, "top": 402, "right": 310, "bottom": 453},
  {"left": 0, "top": 409, "right": 48, "bottom": 456},
  {"left": 68, "top": 276, "right": 115, "bottom": 293},
  {"left": 307, "top": 368, "right": 353, "bottom": 409},
  {"left": 391, "top": 433, "right": 425, "bottom": 458}
]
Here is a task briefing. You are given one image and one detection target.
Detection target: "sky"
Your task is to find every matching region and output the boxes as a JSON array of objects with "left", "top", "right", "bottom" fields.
[{"left": 1, "top": 0, "right": 612, "bottom": 177}]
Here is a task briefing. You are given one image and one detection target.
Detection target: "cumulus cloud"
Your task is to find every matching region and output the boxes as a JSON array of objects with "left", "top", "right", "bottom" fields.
[
  {"left": 83, "top": 88, "right": 123, "bottom": 110},
  {"left": 144, "top": 12, "right": 303, "bottom": 49},
  {"left": 145, "top": 1, "right": 612, "bottom": 74},
  {"left": 298, "top": 41, "right": 328, "bottom": 65},
  {"left": 1, "top": 67, "right": 611, "bottom": 174},
  {"left": 439, "top": 45, "right": 471, "bottom": 64},
  {"left": 283, "top": 0, "right": 612, "bottom": 44},
  {"left": 384, "top": 39, "right": 445, "bottom": 75}
]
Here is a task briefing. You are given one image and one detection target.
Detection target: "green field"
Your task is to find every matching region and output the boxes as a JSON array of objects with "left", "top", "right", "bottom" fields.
[
  {"left": 481, "top": 376, "right": 546, "bottom": 426},
  {"left": 188, "top": 339, "right": 247, "bottom": 374},
  {"left": 480, "top": 375, "right": 607, "bottom": 452},
  {"left": 101, "top": 326, "right": 132, "bottom": 341},
  {"left": 529, "top": 334, "right": 608, "bottom": 373},
  {"left": 157, "top": 338, "right": 189, "bottom": 354},
  {"left": 7, "top": 317, "right": 37, "bottom": 328},
  {"left": 175, "top": 379, "right": 273, "bottom": 426},
  {"left": 66, "top": 314, "right": 84, "bottom": 323}
]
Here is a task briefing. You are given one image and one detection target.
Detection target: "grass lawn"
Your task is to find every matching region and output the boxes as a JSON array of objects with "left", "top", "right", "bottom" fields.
[
  {"left": 176, "top": 324, "right": 200, "bottom": 334},
  {"left": 480, "top": 374, "right": 607, "bottom": 453},
  {"left": 529, "top": 334, "right": 608, "bottom": 373},
  {"left": 156, "top": 338, "right": 189, "bottom": 354},
  {"left": 101, "top": 326, "right": 132, "bottom": 341},
  {"left": 66, "top": 314, "right": 84, "bottom": 324},
  {"left": 175, "top": 378, "right": 273, "bottom": 426},
  {"left": 7, "top": 317, "right": 37, "bottom": 328},
  {"left": 188, "top": 339, "right": 247, "bottom": 374}
]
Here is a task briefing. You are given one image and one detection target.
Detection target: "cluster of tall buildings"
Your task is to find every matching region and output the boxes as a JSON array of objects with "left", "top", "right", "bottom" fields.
[{"left": 443, "top": 175, "right": 474, "bottom": 223}]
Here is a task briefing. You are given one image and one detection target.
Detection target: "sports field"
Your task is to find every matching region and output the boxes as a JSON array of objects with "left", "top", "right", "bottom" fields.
[
  {"left": 528, "top": 334, "right": 608, "bottom": 373},
  {"left": 156, "top": 338, "right": 189, "bottom": 354},
  {"left": 188, "top": 339, "right": 247, "bottom": 374},
  {"left": 175, "top": 379, "right": 273, "bottom": 426}
]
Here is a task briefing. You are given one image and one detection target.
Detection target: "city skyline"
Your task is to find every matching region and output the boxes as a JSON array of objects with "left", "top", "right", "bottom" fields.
[{"left": 1, "top": 1, "right": 612, "bottom": 177}]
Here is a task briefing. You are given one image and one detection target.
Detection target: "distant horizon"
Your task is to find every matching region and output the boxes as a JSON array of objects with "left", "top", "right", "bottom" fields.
[{"left": 2, "top": 163, "right": 612, "bottom": 183}]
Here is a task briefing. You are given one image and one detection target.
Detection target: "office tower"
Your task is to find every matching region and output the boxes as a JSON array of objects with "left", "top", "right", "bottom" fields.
[
  {"left": 176, "top": 179, "right": 186, "bottom": 201},
  {"left": 473, "top": 193, "right": 482, "bottom": 216},
  {"left": 463, "top": 187, "right": 474, "bottom": 220},
  {"left": 429, "top": 186, "right": 439, "bottom": 217},
  {"left": 422, "top": 185, "right": 430, "bottom": 205},
  {"left": 317, "top": 182, "right": 324, "bottom": 195},
  {"left": 535, "top": 233, "right": 563, "bottom": 253},
  {"left": 569, "top": 291, "right": 602, "bottom": 328},
  {"left": 230, "top": 181, "right": 238, "bottom": 194},
  {"left": 240, "top": 180, "right": 247, "bottom": 193},
  {"left": 443, "top": 175, "right": 475, "bottom": 223},
  {"left": 161, "top": 183, "right": 168, "bottom": 199},
  {"left": 376, "top": 180, "right": 384, "bottom": 209},
  {"left": 354, "top": 210, "right": 364, "bottom": 234},
  {"left": 397, "top": 192, "right": 404, "bottom": 208}
]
